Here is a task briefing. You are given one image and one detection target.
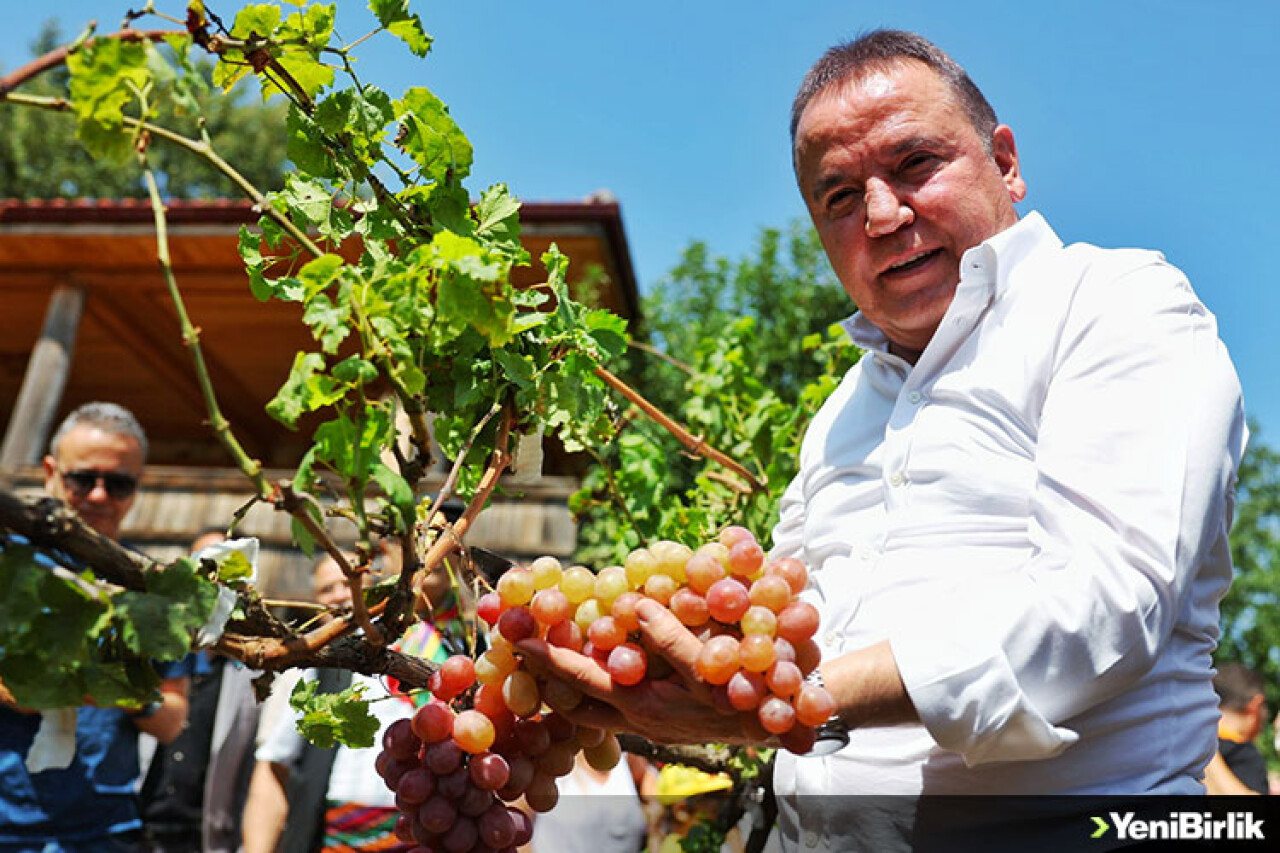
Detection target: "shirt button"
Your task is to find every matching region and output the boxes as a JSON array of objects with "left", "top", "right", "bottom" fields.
[
  {"left": 907, "top": 390, "right": 923, "bottom": 404},
  {"left": 888, "top": 472, "right": 906, "bottom": 488},
  {"left": 173, "top": 751, "right": 184, "bottom": 762},
  {"left": 823, "top": 631, "right": 838, "bottom": 647},
  {"left": 804, "top": 830, "right": 821, "bottom": 847}
]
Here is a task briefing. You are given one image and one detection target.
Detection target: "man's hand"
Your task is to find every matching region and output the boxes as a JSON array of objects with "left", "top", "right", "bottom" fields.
[
  {"left": 129, "top": 676, "right": 190, "bottom": 744},
  {"left": 518, "top": 598, "right": 761, "bottom": 745},
  {"left": 518, "top": 598, "right": 918, "bottom": 746}
]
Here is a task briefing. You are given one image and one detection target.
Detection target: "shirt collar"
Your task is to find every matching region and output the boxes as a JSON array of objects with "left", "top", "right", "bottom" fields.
[{"left": 841, "top": 211, "right": 1062, "bottom": 352}]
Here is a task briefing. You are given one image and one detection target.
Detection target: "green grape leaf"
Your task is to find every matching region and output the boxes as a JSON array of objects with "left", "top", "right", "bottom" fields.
[
  {"left": 286, "top": 105, "right": 340, "bottom": 178},
  {"left": 370, "top": 462, "right": 415, "bottom": 531},
  {"left": 66, "top": 38, "right": 153, "bottom": 162},
  {"left": 395, "top": 87, "right": 473, "bottom": 185},
  {"left": 370, "top": 0, "right": 433, "bottom": 57},
  {"left": 332, "top": 355, "right": 379, "bottom": 385},
  {"left": 114, "top": 559, "right": 217, "bottom": 663},
  {"left": 290, "top": 678, "right": 379, "bottom": 748},
  {"left": 474, "top": 183, "right": 524, "bottom": 258},
  {"left": 229, "top": 3, "right": 283, "bottom": 38},
  {"left": 267, "top": 352, "right": 345, "bottom": 428},
  {"left": 215, "top": 551, "right": 255, "bottom": 583}
]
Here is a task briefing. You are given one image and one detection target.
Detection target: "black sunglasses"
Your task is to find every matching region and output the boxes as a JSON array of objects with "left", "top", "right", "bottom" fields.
[{"left": 59, "top": 468, "right": 139, "bottom": 500}]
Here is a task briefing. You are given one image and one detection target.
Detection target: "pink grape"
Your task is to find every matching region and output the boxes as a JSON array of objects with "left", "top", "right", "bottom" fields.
[
  {"left": 643, "top": 572, "right": 678, "bottom": 605},
  {"left": 537, "top": 740, "right": 577, "bottom": 777},
  {"left": 437, "top": 765, "right": 470, "bottom": 800},
  {"left": 719, "top": 525, "right": 756, "bottom": 549},
  {"left": 587, "top": 615, "right": 627, "bottom": 651},
  {"left": 425, "top": 738, "right": 464, "bottom": 775},
  {"left": 741, "top": 605, "right": 778, "bottom": 637},
  {"left": 607, "top": 642, "right": 648, "bottom": 686},
  {"left": 669, "top": 588, "right": 710, "bottom": 627},
  {"left": 726, "top": 670, "right": 767, "bottom": 711},
  {"left": 441, "top": 814, "right": 478, "bottom": 853},
  {"left": 524, "top": 773, "right": 560, "bottom": 813},
  {"left": 583, "top": 733, "right": 622, "bottom": 771},
  {"left": 479, "top": 803, "right": 518, "bottom": 849},
  {"left": 496, "top": 606, "right": 538, "bottom": 644},
  {"left": 748, "top": 574, "right": 792, "bottom": 613},
  {"left": 377, "top": 756, "right": 412, "bottom": 790},
  {"left": 435, "top": 655, "right": 476, "bottom": 701},
  {"left": 706, "top": 577, "right": 750, "bottom": 624},
  {"left": 541, "top": 678, "right": 583, "bottom": 712},
  {"left": 758, "top": 696, "right": 797, "bottom": 734},
  {"left": 501, "top": 670, "right": 541, "bottom": 718},
  {"left": 739, "top": 633, "right": 777, "bottom": 673},
  {"left": 780, "top": 723, "right": 818, "bottom": 755},
  {"left": 727, "top": 538, "right": 765, "bottom": 576},
  {"left": 510, "top": 808, "right": 535, "bottom": 846},
  {"left": 452, "top": 709, "right": 497, "bottom": 754},
  {"left": 545, "top": 619, "right": 584, "bottom": 652},
  {"left": 611, "top": 591, "right": 643, "bottom": 632},
  {"left": 794, "top": 638, "right": 823, "bottom": 675},
  {"left": 418, "top": 794, "right": 458, "bottom": 834},
  {"left": 766, "top": 556, "right": 809, "bottom": 595},
  {"left": 498, "top": 755, "right": 535, "bottom": 800},
  {"left": 776, "top": 601, "right": 821, "bottom": 643},
  {"left": 696, "top": 635, "right": 740, "bottom": 685},
  {"left": 513, "top": 718, "right": 552, "bottom": 755},
  {"left": 530, "top": 587, "right": 572, "bottom": 626},
  {"left": 458, "top": 782, "right": 495, "bottom": 817},
  {"left": 382, "top": 719, "right": 421, "bottom": 761},
  {"left": 497, "top": 567, "right": 535, "bottom": 607},
  {"left": 685, "top": 550, "right": 727, "bottom": 595},
  {"left": 766, "top": 660, "right": 804, "bottom": 698},
  {"left": 469, "top": 751, "right": 511, "bottom": 791},
  {"left": 794, "top": 684, "right": 838, "bottom": 727},
  {"left": 395, "top": 767, "right": 435, "bottom": 805},
  {"left": 476, "top": 591, "right": 505, "bottom": 626}
]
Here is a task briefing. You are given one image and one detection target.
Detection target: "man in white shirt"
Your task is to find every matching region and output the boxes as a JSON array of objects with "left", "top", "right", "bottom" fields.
[{"left": 518, "top": 29, "right": 1246, "bottom": 850}]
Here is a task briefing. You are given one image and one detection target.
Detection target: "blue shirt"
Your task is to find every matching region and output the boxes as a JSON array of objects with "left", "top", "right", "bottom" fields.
[{"left": 0, "top": 658, "right": 193, "bottom": 845}]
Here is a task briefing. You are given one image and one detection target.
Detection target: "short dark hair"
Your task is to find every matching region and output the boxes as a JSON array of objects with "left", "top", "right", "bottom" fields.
[
  {"left": 790, "top": 29, "right": 999, "bottom": 156},
  {"left": 49, "top": 401, "right": 148, "bottom": 461},
  {"left": 1213, "top": 662, "right": 1266, "bottom": 712}
]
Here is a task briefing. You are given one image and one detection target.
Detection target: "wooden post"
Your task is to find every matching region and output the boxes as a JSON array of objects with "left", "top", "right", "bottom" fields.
[{"left": 1, "top": 284, "right": 87, "bottom": 469}]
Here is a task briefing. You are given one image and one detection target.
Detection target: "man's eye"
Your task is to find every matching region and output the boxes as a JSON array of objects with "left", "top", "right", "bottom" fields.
[
  {"left": 825, "top": 189, "right": 858, "bottom": 214},
  {"left": 901, "top": 154, "right": 937, "bottom": 175}
]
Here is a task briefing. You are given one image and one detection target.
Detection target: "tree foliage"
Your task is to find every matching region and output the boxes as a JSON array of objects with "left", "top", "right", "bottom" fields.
[
  {"left": 0, "top": 19, "right": 287, "bottom": 199},
  {"left": 572, "top": 222, "right": 860, "bottom": 567},
  {"left": 1218, "top": 422, "right": 1280, "bottom": 756}
]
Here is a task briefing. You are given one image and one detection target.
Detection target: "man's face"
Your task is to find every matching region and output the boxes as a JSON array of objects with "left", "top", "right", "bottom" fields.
[
  {"left": 42, "top": 425, "right": 144, "bottom": 541},
  {"left": 794, "top": 60, "right": 1026, "bottom": 359},
  {"left": 313, "top": 557, "right": 353, "bottom": 610}
]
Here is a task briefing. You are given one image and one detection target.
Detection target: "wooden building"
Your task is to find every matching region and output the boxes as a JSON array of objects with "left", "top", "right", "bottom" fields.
[{"left": 0, "top": 197, "right": 639, "bottom": 598}]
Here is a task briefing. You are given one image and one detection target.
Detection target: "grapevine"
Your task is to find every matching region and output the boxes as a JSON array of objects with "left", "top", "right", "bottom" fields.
[{"left": 0, "top": 2, "right": 845, "bottom": 849}]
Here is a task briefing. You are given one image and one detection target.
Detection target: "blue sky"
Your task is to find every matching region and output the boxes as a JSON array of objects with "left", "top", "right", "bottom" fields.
[{"left": 4, "top": 2, "right": 1278, "bottom": 437}]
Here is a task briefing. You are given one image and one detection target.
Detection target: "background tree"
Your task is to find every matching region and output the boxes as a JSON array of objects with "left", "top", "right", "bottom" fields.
[
  {"left": 573, "top": 221, "right": 859, "bottom": 566},
  {"left": 0, "top": 19, "right": 287, "bottom": 199},
  {"left": 1217, "top": 422, "right": 1280, "bottom": 763}
]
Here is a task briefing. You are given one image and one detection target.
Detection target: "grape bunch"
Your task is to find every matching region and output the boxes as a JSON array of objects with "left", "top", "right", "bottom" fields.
[{"left": 375, "top": 527, "right": 833, "bottom": 850}]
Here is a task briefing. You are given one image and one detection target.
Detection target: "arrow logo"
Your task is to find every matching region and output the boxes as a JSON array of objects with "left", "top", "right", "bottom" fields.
[{"left": 1091, "top": 816, "right": 1110, "bottom": 839}]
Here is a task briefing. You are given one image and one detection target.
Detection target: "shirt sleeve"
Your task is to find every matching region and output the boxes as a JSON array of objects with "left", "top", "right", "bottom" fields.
[{"left": 889, "top": 257, "right": 1247, "bottom": 765}]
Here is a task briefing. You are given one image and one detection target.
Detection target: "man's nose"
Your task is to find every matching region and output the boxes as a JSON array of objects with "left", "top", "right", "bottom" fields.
[{"left": 864, "top": 179, "right": 913, "bottom": 237}]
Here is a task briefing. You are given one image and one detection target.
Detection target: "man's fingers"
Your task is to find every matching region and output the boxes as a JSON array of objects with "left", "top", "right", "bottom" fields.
[
  {"left": 516, "top": 638, "right": 614, "bottom": 700},
  {"left": 635, "top": 598, "right": 708, "bottom": 693}
]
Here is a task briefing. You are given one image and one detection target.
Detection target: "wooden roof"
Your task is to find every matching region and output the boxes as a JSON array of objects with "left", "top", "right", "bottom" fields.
[{"left": 0, "top": 197, "right": 639, "bottom": 469}]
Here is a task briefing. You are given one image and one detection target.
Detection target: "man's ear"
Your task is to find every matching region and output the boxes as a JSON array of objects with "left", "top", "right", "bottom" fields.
[
  {"left": 42, "top": 454, "right": 58, "bottom": 492},
  {"left": 992, "top": 125, "right": 1026, "bottom": 204}
]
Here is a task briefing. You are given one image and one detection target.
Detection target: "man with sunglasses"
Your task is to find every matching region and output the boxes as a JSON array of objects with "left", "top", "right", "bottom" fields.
[{"left": 0, "top": 402, "right": 191, "bottom": 853}]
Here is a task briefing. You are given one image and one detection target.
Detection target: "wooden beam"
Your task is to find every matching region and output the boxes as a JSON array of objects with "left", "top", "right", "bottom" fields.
[
  {"left": 0, "top": 283, "right": 85, "bottom": 469},
  {"left": 86, "top": 289, "right": 278, "bottom": 462}
]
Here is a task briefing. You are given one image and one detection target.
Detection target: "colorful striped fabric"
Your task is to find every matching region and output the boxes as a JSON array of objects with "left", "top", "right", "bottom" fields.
[{"left": 322, "top": 802, "right": 413, "bottom": 852}]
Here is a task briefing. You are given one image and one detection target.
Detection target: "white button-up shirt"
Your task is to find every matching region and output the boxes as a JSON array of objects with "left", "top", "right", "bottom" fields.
[{"left": 771, "top": 213, "right": 1245, "bottom": 827}]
